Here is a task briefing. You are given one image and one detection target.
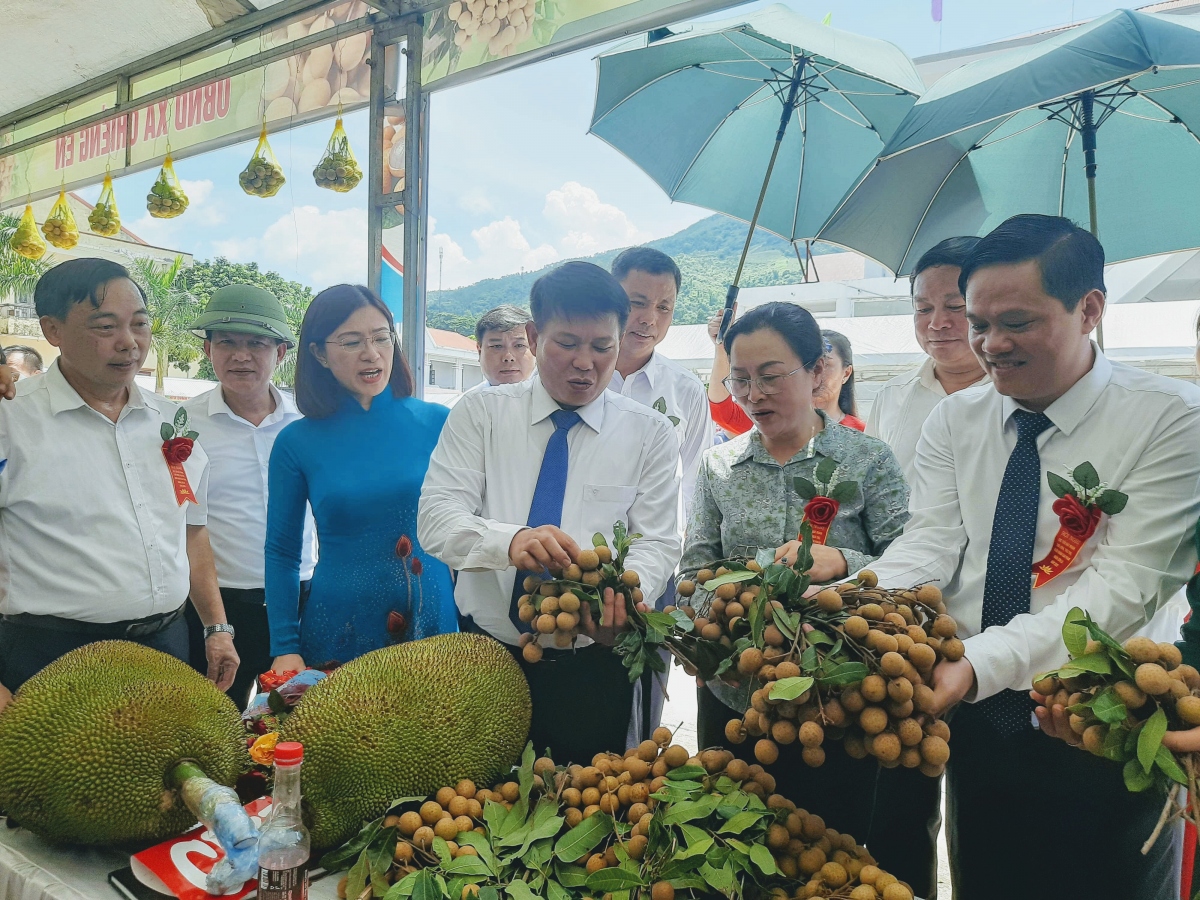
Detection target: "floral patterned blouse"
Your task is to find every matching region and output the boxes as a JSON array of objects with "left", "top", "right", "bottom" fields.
[{"left": 680, "top": 412, "right": 910, "bottom": 582}]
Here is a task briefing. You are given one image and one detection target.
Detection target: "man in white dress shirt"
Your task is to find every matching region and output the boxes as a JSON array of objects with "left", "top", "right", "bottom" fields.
[
  {"left": 0, "top": 259, "right": 238, "bottom": 712},
  {"left": 867, "top": 216, "right": 1200, "bottom": 900},
  {"left": 419, "top": 261, "right": 681, "bottom": 763},
  {"left": 609, "top": 247, "right": 712, "bottom": 744},
  {"left": 474, "top": 305, "right": 535, "bottom": 387},
  {"left": 866, "top": 237, "right": 989, "bottom": 482},
  {"left": 182, "top": 285, "right": 317, "bottom": 707}
]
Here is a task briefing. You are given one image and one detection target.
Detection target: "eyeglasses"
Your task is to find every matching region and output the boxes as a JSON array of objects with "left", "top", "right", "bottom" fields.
[
  {"left": 723, "top": 366, "right": 806, "bottom": 398},
  {"left": 327, "top": 330, "right": 396, "bottom": 352}
]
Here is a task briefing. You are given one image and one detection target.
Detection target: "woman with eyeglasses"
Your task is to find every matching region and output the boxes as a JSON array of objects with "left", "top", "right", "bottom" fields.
[
  {"left": 264, "top": 284, "right": 457, "bottom": 673},
  {"left": 680, "top": 303, "right": 920, "bottom": 887}
]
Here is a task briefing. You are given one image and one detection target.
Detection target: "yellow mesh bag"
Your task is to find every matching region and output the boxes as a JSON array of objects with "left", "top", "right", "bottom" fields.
[
  {"left": 147, "top": 154, "right": 189, "bottom": 218},
  {"left": 239, "top": 126, "right": 286, "bottom": 198},
  {"left": 9, "top": 204, "right": 46, "bottom": 260},
  {"left": 42, "top": 190, "right": 79, "bottom": 250},
  {"left": 313, "top": 116, "right": 362, "bottom": 192},
  {"left": 89, "top": 173, "right": 121, "bottom": 236}
]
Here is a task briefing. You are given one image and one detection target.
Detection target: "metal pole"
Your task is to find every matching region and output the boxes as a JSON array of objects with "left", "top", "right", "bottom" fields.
[
  {"left": 367, "top": 32, "right": 386, "bottom": 301},
  {"left": 1081, "top": 90, "right": 1105, "bottom": 349},
  {"left": 717, "top": 59, "right": 806, "bottom": 342},
  {"left": 401, "top": 18, "right": 426, "bottom": 397}
]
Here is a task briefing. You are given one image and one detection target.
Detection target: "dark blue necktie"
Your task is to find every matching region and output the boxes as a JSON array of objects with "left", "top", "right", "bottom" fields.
[
  {"left": 977, "top": 409, "right": 1054, "bottom": 734},
  {"left": 509, "top": 409, "right": 582, "bottom": 633}
]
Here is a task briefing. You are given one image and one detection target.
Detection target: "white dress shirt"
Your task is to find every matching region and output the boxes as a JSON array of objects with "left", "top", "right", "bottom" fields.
[
  {"left": 866, "top": 357, "right": 990, "bottom": 484},
  {"left": 0, "top": 361, "right": 208, "bottom": 623},
  {"left": 185, "top": 385, "right": 317, "bottom": 589},
  {"left": 609, "top": 350, "right": 712, "bottom": 522},
  {"left": 418, "top": 373, "right": 682, "bottom": 646},
  {"left": 867, "top": 350, "right": 1200, "bottom": 701}
]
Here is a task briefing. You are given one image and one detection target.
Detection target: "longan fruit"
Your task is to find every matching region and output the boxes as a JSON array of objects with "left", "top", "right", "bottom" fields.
[
  {"left": 738, "top": 647, "right": 765, "bottom": 675},
  {"left": 857, "top": 570, "right": 879, "bottom": 588},
  {"left": 766, "top": 823, "right": 791, "bottom": 849},
  {"left": 764, "top": 624, "right": 785, "bottom": 646},
  {"left": 915, "top": 584, "right": 941, "bottom": 604},
  {"left": 725, "top": 601, "right": 746, "bottom": 619},
  {"left": 754, "top": 767, "right": 777, "bottom": 793},
  {"left": 663, "top": 745, "right": 690, "bottom": 768},
  {"left": 895, "top": 634, "right": 915, "bottom": 655},
  {"left": 435, "top": 786, "right": 457, "bottom": 807},
  {"left": 577, "top": 549, "right": 600, "bottom": 571},
  {"left": 420, "top": 800, "right": 444, "bottom": 825},
  {"left": 861, "top": 674, "right": 888, "bottom": 703},
  {"left": 1125, "top": 636, "right": 1160, "bottom": 665},
  {"left": 801, "top": 746, "right": 826, "bottom": 767},
  {"left": 558, "top": 593, "right": 581, "bottom": 614},
  {"left": 585, "top": 854, "right": 607, "bottom": 874},
  {"left": 925, "top": 719, "right": 951, "bottom": 741},
  {"left": 412, "top": 826, "right": 435, "bottom": 849},
  {"left": 798, "top": 721, "right": 824, "bottom": 748},
  {"left": 850, "top": 887, "right": 878, "bottom": 900},
  {"left": 598, "top": 793, "right": 620, "bottom": 814},
  {"left": 772, "top": 719, "right": 798, "bottom": 745},
  {"left": 841, "top": 687, "right": 866, "bottom": 713},
  {"left": 820, "top": 862, "right": 849, "bottom": 888},
  {"left": 582, "top": 804, "right": 601, "bottom": 819},
  {"left": 897, "top": 718, "right": 924, "bottom": 747},
  {"left": 716, "top": 582, "right": 738, "bottom": 601},
  {"left": 725, "top": 758, "right": 750, "bottom": 782},
  {"left": 627, "top": 802, "right": 649, "bottom": 823},
  {"left": 453, "top": 815, "right": 473, "bottom": 834},
  {"left": 540, "top": 595, "right": 560, "bottom": 615},
  {"left": 1158, "top": 643, "right": 1184, "bottom": 670},
  {"left": 651, "top": 882, "right": 674, "bottom": 900},
  {"left": 755, "top": 739, "right": 780, "bottom": 764},
  {"left": 1082, "top": 723, "right": 1108, "bottom": 755},
  {"left": 1177, "top": 695, "right": 1200, "bottom": 726},
  {"left": 798, "top": 847, "right": 827, "bottom": 875},
  {"left": 701, "top": 623, "right": 723, "bottom": 641},
  {"left": 940, "top": 637, "right": 966, "bottom": 661},
  {"left": 908, "top": 643, "right": 937, "bottom": 671},
  {"left": 677, "top": 580, "right": 696, "bottom": 597},
  {"left": 579, "top": 787, "right": 600, "bottom": 807},
  {"left": 394, "top": 841, "right": 414, "bottom": 863},
  {"left": 522, "top": 642, "right": 543, "bottom": 663},
  {"left": 844, "top": 732, "right": 868, "bottom": 759},
  {"left": 725, "top": 719, "right": 748, "bottom": 744},
  {"left": 500, "top": 781, "right": 520, "bottom": 802},
  {"left": 395, "top": 810, "right": 421, "bottom": 835},
  {"left": 899, "top": 747, "right": 923, "bottom": 768},
  {"left": 518, "top": 603, "right": 536, "bottom": 623},
  {"left": 879, "top": 652, "right": 906, "bottom": 678},
  {"left": 1069, "top": 713, "right": 1092, "bottom": 735},
  {"left": 626, "top": 834, "right": 648, "bottom": 860},
  {"left": 844, "top": 616, "right": 870, "bottom": 639},
  {"left": 858, "top": 603, "right": 884, "bottom": 621},
  {"left": 652, "top": 725, "right": 673, "bottom": 746},
  {"left": 871, "top": 732, "right": 901, "bottom": 763},
  {"left": 535, "top": 614, "right": 557, "bottom": 635},
  {"left": 1176, "top": 664, "right": 1200, "bottom": 690},
  {"left": 882, "top": 884, "right": 913, "bottom": 900},
  {"left": 816, "top": 589, "right": 843, "bottom": 612},
  {"left": 596, "top": 546, "right": 613, "bottom": 565},
  {"left": 860, "top": 706, "right": 889, "bottom": 735},
  {"left": 920, "top": 735, "right": 950, "bottom": 766},
  {"left": 625, "top": 757, "right": 651, "bottom": 781},
  {"left": 772, "top": 660, "right": 800, "bottom": 681},
  {"left": 696, "top": 568, "right": 714, "bottom": 585},
  {"left": 448, "top": 795, "right": 471, "bottom": 817},
  {"left": 1135, "top": 662, "right": 1173, "bottom": 696},
  {"left": 434, "top": 816, "right": 460, "bottom": 840}
]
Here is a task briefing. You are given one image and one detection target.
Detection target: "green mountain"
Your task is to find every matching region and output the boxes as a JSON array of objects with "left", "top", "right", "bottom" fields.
[{"left": 426, "top": 214, "right": 833, "bottom": 336}]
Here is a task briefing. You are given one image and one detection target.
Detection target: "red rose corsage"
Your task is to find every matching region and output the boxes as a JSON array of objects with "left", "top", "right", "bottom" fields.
[
  {"left": 794, "top": 457, "right": 859, "bottom": 545},
  {"left": 160, "top": 409, "right": 199, "bottom": 505},
  {"left": 1034, "top": 463, "right": 1127, "bottom": 588}
]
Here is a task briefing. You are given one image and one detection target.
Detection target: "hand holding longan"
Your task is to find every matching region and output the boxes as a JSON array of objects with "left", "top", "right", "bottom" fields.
[{"left": 509, "top": 525, "right": 579, "bottom": 572}]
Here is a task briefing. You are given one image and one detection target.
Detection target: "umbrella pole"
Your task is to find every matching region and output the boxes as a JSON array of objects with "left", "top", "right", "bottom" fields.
[
  {"left": 1081, "top": 90, "right": 1105, "bottom": 349},
  {"left": 718, "top": 62, "right": 807, "bottom": 340}
]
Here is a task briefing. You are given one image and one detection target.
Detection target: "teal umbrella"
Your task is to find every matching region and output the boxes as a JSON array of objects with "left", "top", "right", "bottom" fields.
[
  {"left": 590, "top": 4, "right": 924, "bottom": 335},
  {"left": 818, "top": 8, "right": 1200, "bottom": 278}
]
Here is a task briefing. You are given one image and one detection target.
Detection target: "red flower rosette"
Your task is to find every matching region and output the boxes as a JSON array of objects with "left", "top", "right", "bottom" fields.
[
  {"left": 161, "top": 436, "right": 197, "bottom": 505},
  {"left": 1052, "top": 494, "right": 1103, "bottom": 540},
  {"left": 802, "top": 495, "right": 839, "bottom": 545},
  {"left": 162, "top": 436, "right": 194, "bottom": 464},
  {"left": 1033, "top": 490, "right": 1109, "bottom": 588}
]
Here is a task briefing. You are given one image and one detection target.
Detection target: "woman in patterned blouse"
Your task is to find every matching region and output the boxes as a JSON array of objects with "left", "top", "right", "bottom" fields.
[{"left": 680, "top": 302, "right": 930, "bottom": 895}]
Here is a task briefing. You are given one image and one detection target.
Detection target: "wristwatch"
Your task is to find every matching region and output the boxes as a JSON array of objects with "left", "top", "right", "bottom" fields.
[{"left": 203, "top": 623, "right": 236, "bottom": 641}]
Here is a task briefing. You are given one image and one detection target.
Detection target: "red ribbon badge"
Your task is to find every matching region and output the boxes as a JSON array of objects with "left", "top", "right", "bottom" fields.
[
  {"left": 162, "top": 437, "right": 197, "bottom": 506},
  {"left": 801, "top": 496, "right": 840, "bottom": 546},
  {"left": 1032, "top": 495, "right": 1102, "bottom": 588}
]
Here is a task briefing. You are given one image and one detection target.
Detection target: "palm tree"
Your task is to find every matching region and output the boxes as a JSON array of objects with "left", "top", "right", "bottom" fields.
[
  {"left": 0, "top": 212, "right": 50, "bottom": 306},
  {"left": 129, "top": 255, "right": 201, "bottom": 394}
]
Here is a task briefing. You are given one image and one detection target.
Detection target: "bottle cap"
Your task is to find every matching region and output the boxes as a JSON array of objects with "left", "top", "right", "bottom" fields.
[{"left": 274, "top": 741, "right": 303, "bottom": 765}]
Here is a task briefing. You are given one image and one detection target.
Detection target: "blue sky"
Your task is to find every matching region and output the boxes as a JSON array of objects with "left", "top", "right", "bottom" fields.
[{"left": 84, "top": 0, "right": 1137, "bottom": 291}]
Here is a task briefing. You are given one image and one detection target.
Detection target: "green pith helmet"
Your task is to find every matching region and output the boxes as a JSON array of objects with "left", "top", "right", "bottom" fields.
[{"left": 189, "top": 284, "right": 296, "bottom": 347}]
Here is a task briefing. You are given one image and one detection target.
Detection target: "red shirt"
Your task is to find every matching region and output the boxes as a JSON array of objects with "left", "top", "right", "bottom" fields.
[{"left": 710, "top": 397, "right": 866, "bottom": 436}]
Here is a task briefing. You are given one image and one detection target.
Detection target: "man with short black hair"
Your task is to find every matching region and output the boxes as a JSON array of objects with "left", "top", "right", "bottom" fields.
[
  {"left": 0, "top": 258, "right": 238, "bottom": 702},
  {"left": 866, "top": 237, "right": 989, "bottom": 481},
  {"left": 2, "top": 345, "right": 44, "bottom": 379},
  {"left": 866, "top": 214, "right": 1200, "bottom": 900},
  {"left": 419, "top": 261, "right": 681, "bottom": 763},
  {"left": 473, "top": 304, "right": 535, "bottom": 386}
]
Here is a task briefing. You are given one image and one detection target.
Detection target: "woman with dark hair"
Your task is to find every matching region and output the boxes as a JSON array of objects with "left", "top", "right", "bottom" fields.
[
  {"left": 813, "top": 330, "right": 865, "bottom": 430},
  {"left": 264, "top": 284, "right": 456, "bottom": 671}
]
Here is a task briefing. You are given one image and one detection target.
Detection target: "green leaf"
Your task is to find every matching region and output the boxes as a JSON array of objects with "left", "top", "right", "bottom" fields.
[
  {"left": 454, "top": 832, "right": 498, "bottom": 872},
  {"left": 347, "top": 850, "right": 370, "bottom": 900},
  {"left": 384, "top": 871, "right": 421, "bottom": 900},
  {"left": 679, "top": 824, "right": 709, "bottom": 847},
  {"left": 321, "top": 817, "right": 383, "bottom": 872},
  {"left": 267, "top": 689, "right": 288, "bottom": 715},
  {"left": 829, "top": 481, "right": 858, "bottom": 504},
  {"left": 1124, "top": 757, "right": 1154, "bottom": 792},
  {"left": 698, "top": 862, "right": 735, "bottom": 895},
  {"left": 1047, "top": 471, "right": 1075, "bottom": 499},
  {"left": 554, "top": 864, "right": 588, "bottom": 888},
  {"left": 505, "top": 881, "right": 540, "bottom": 900},
  {"left": 669, "top": 608, "right": 695, "bottom": 633},
  {"left": 184, "top": 430, "right": 199, "bottom": 440},
  {"left": 479, "top": 888, "right": 500, "bottom": 900},
  {"left": 1156, "top": 744, "right": 1189, "bottom": 785},
  {"left": 585, "top": 869, "right": 644, "bottom": 891},
  {"left": 433, "top": 838, "right": 455, "bottom": 867},
  {"left": 1091, "top": 688, "right": 1129, "bottom": 725},
  {"left": 1058, "top": 652, "right": 1112, "bottom": 676},
  {"left": 816, "top": 661, "right": 870, "bottom": 686},
  {"left": 717, "top": 810, "right": 765, "bottom": 834},
  {"left": 674, "top": 836, "right": 714, "bottom": 860},
  {"left": 444, "top": 855, "right": 493, "bottom": 877},
  {"left": 662, "top": 793, "right": 720, "bottom": 825},
  {"left": 653, "top": 397, "right": 667, "bottom": 414},
  {"left": 1139, "top": 708, "right": 1169, "bottom": 774},
  {"left": 792, "top": 477, "right": 818, "bottom": 500},
  {"left": 748, "top": 844, "right": 777, "bottom": 876},
  {"left": 483, "top": 799, "right": 509, "bottom": 838},
  {"left": 593, "top": 533, "right": 607, "bottom": 548},
  {"left": 652, "top": 780, "right": 704, "bottom": 803},
  {"left": 1073, "top": 462, "right": 1100, "bottom": 490},
  {"left": 668, "top": 416, "right": 680, "bottom": 427},
  {"left": 1096, "top": 490, "right": 1128, "bottom": 515},
  {"left": 1103, "top": 724, "right": 1130, "bottom": 762},
  {"left": 814, "top": 457, "right": 837, "bottom": 485},
  {"left": 160, "top": 422, "right": 175, "bottom": 442},
  {"left": 545, "top": 881, "right": 570, "bottom": 900},
  {"left": 665, "top": 765, "right": 708, "bottom": 782},
  {"left": 768, "top": 676, "right": 815, "bottom": 701},
  {"left": 1061, "top": 607, "right": 1088, "bottom": 658},
  {"left": 642, "top": 611, "right": 676, "bottom": 637},
  {"left": 700, "top": 570, "right": 757, "bottom": 592},
  {"left": 553, "top": 811, "right": 613, "bottom": 861},
  {"left": 174, "top": 407, "right": 188, "bottom": 430}
]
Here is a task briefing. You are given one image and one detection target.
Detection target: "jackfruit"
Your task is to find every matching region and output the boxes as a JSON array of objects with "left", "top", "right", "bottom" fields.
[
  {"left": 0, "top": 641, "right": 248, "bottom": 846},
  {"left": 280, "top": 633, "right": 531, "bottom": 850}
]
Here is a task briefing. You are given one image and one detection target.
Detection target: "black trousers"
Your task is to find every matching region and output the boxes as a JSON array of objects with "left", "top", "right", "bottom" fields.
[
  {"left": 0, "top": 616, "right": 189, "bottom": 693},
  {"left": 698, "top": 684, "right": 942, "bottom": 899},
  {"left": 947, "top": 702, "right": 1180, "bottom": 900},
  {"left": 186, "top": 583, "right": 310, "bottom": 710}
]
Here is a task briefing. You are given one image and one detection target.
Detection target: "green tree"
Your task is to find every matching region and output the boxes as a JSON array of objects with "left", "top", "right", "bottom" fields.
[
  {"left": 129, "top": 256, "right": 202, "bottom": 395},
  {"left": 0, "top": 212, "right": 50, "bottom": 306}
]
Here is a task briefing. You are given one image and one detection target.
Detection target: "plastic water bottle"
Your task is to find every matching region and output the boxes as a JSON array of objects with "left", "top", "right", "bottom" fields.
[{"left": 257, "top": 741, "right": 310, "bottom": 900}]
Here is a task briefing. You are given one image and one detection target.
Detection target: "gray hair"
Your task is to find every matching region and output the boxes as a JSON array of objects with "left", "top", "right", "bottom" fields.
[{"left": 475, "top": 305, "right": 532, "bottom": 344}]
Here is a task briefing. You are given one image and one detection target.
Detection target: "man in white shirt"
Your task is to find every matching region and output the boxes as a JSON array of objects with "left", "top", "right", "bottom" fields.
[
  {"left": 866, "top": 237, "right": 989, "bottom": 482},
  {"left": 868, "top": 216, "right": 1200, "bottom": 900},
  {"left": 0, "top": 259, "right": 238, "bottom": 712},
  {"left": 609, "top": 247, "right": 712, "bottom": 744},
  {"left": 419, "top": 261, "right": 681, "bottom": 764},
  {"left": 474, "top": 305, "right": 535, "bottom": 387},
  {"left": 182, "top": 285, "right": 317, "bottom": 707}
]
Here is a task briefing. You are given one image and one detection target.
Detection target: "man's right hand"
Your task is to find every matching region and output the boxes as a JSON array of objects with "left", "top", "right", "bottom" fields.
[
  {"left": 0, "top": 682, "right": 11, "bottom": 714},
  {"left": 271, "top": 653, "right": 306, "bottom": 674},
  {"left": 509, "top": 526, "right": 580, "bottom": 572},
  {"left": 0, "top": 364, "right": 18, "bottom": 401}
]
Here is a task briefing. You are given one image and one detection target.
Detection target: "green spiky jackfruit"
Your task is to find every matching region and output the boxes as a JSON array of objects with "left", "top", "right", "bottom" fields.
[
  {"left": 280, "top": 633, "right": 531, "bottom": 850},
  {"left": 0, "top": 641, "right": 248, "bottom": 846}
]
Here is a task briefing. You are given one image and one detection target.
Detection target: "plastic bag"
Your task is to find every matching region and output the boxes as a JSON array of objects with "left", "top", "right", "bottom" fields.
[
  {"left": 313, "top": 116, "right": 362, "bottom": 192},
  {"left": 9, "top": 204, "right": 46, "bottom": 260},
  {"left": 88, "top": 172, "right": 121, "bottom": 236},
  {"left": 42, "top": 190, "right": 79, "bottom": 250},
  {"left": 239, "top": 126, "right": 286, "bottom": 198},
  {"left": 147, "top": 153, "right": 189, "bottom": 218}
]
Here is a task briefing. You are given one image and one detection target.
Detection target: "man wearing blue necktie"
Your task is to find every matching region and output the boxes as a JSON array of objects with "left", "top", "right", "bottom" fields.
[
  {"left": 419, "top": 261, "right": 682, "bottom": 764},
  {"left": 863, "top": 215, "right": 1200, "bottom": 900}
]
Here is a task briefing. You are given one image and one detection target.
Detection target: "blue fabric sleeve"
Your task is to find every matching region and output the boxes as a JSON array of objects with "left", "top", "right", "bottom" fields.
[{"left": 265, "top": 429, "right": 309, "bottom": 656}]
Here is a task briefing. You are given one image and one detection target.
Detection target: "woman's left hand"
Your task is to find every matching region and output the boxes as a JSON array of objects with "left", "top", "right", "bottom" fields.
[{"left": 775, "top": 540, "right": 846, "bottom": 581}]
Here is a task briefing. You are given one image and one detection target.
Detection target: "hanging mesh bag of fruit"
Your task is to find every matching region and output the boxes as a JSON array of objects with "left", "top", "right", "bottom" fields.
[
  {"left": 239, "top": 126, "right": 286, "bottom": 198},
  {"left": 313, "top": 116, "right": 362, "bottom": 192},
  {"left": 9, "top": 204, "right": 46, "bottom": 260},
  {"left": 89, "top": 172, "right": 122, "bottom": 236},
  {"left": 147, "top": 154, "right": 189, "bottom": 218},
  {"left": 42, "top": 190, "right": 80, "bottom": 250}
]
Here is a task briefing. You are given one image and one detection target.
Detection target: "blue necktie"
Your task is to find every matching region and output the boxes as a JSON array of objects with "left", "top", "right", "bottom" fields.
[
  {"left": 509, "top": 409, "right": 582, "bottom": 633},
  {"left": 977, "top": 409, "right": 1054, "bottom": 734}
]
